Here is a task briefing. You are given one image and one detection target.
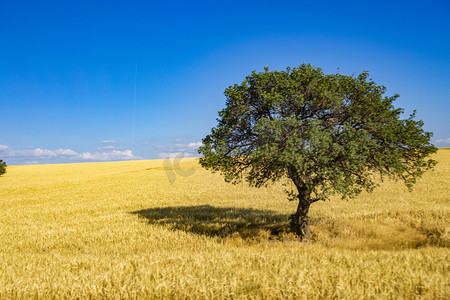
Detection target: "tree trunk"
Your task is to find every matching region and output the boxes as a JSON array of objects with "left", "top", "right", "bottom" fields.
[
  {"left": 287, "top": 168, "right": 312, "bottom": 241},
  {"left": 294, "top": 198, "right": 311, "bottom": 241}
]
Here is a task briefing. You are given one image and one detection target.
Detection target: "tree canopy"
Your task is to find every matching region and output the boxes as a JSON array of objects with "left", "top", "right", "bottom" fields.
[
  {"left": 0, "top": 160, "right": 6, "bottom": 176},
  {"left": 198, "top": 63, "right": 437, "bottom": 240}
]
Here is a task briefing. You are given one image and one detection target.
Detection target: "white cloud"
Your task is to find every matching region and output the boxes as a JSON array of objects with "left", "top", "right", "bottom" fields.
[
  {"left": 80, "top": 150, "right": 138, "bottom": 161},
  {"left": 0, "top": 145, "right": 11, "bottom": 152},
  {"left": 6, "top": 148, "right": 79, "bottom": 159},
  {"left": 29, "top": 148, "right": 58, "bottom": 158},
  {"left": 436, "top": 138, "right": 450, "bottom": 145},
  {"left": 55, "top": 148, "right": 79, "bottom": 156},
  {"left": 97, "top": 145, "right": 117, "bottom": 151},
  {"left": 157, "top": 141, "right": 202, "bottom": 152},
  {"left": 156, "top": 141, "right": 202, "bottom": 159},
  {"left": 0, "top": 145, "right": 140, "bottom": 163},
  {"left": 102, "top": 140, "right": 119, "bottom": 144},
  {"left": 187, "top": 142, "right": 202, "bottom": 150}
]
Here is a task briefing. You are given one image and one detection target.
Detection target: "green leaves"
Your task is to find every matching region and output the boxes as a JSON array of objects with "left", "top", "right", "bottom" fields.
[
  {"left": 0, "top": 160, "right": 6, "bottom": 176},
  {"left": 199, "top": 63, "right": 437, "bottom": 204}
]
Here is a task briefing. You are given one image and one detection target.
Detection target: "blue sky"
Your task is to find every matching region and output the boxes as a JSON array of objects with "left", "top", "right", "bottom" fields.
[{"left": 1, "top": 0, "right": 449, "bottom": 165}]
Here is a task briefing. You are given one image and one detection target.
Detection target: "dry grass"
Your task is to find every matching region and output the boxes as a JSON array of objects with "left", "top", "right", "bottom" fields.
[{"left": 0, "top": 150, "right": 449, "bottom": 299}]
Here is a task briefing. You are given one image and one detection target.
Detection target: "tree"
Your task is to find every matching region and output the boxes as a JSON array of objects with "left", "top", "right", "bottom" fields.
[
  {"left": 198, "top": 63, "right": 437, "bottom": 241},
  {"left": 0, "top": 160, "right": 6, "bottom": 176}
]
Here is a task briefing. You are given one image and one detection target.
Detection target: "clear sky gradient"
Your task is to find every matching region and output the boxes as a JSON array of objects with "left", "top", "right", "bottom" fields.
[{"left": 1, "top": 0, "right": 449, "bottom": 165}]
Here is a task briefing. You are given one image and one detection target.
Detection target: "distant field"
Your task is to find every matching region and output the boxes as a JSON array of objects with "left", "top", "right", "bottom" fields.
[{"left": 0, "top": 150, "right": 449, "bottom": 299}]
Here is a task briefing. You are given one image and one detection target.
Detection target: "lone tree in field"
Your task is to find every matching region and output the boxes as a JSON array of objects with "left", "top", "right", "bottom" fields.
[
  {"left": 198, "top": 63, "right": 437, "bottom": 241},
  {"left": 0, "top": 160, "right": 6, "bottom": 176}
]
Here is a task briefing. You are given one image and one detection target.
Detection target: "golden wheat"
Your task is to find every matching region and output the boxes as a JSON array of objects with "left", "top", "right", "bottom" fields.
[{"left": 0, "top": 150, "right": 449, "bottom": 299}]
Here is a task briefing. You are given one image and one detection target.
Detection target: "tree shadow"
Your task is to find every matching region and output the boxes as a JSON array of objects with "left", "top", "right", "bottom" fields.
[{"left": 131, "top": 205, "right": 290, "bottom": 239}]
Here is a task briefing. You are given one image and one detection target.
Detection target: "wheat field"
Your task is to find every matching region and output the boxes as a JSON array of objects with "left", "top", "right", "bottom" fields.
[{"left": 0, "top": 150, "right": 449, "bottom": 299}]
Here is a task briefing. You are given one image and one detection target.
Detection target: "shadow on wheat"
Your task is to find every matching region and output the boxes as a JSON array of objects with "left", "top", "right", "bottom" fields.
[{"left": 131, "top": 205, "right": 290, "bottom": 239}]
